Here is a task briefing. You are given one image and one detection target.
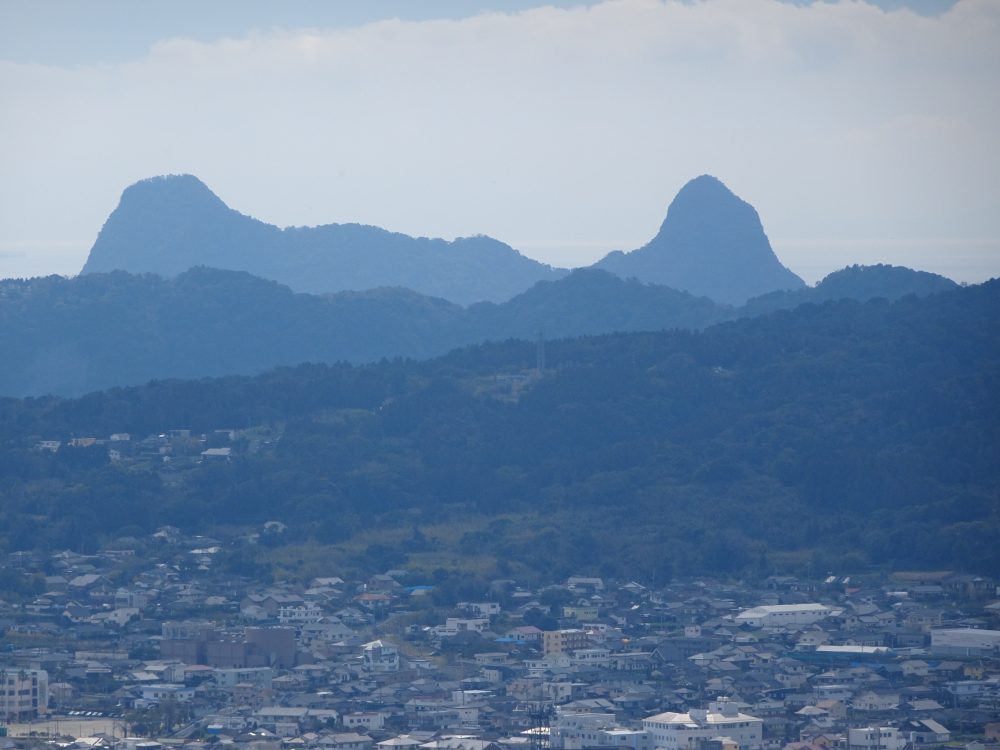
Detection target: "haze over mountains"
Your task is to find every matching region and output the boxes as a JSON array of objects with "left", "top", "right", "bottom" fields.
[
  {"left": 0, "top": 170, "right": 956, "bottom": 398},
  {"left": 0, "top": 264, "right": 957, "bottom": 397},
  {"left": 2, "top": 167, "right": 995, "bottom": 578},
  {"left": 81, "top": 173, "right": 805, "bottom": 306},
  {"left": 81, "top": 174, "right": 564, "bottom": 305}
]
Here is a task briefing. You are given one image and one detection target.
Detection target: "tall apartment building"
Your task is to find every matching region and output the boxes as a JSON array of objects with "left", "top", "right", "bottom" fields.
[
  {"left": 543, "top": 629, "right": 592, "bottom": 657},
  {"left": 1, "top": 668, "right": 48, "bottom": 721}
]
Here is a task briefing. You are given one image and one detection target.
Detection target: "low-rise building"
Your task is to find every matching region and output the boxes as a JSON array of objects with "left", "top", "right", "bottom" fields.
[
  {"left": 930, "top": 629, "right": 1000, "bottom": 657},
  {"left": 214, "top": 666, "right": 273, "bottom": 688},
  {"left": 362, "top": 640, "right": 400, "bottom": 672},
  {"left": 735, "top": 605, "right": 831, "bottom": 628},
  {"left": 138, "top": 683, "right": 195, "bottom": 705},
  {"left": 344, "top": 712, "right": 385, "bottom": 731},
  {"left": 643, "top": 699, "right": 763, "bottom": 750},
  {"left": 847, "top": 727, "right": 904, "bottom": 750}
]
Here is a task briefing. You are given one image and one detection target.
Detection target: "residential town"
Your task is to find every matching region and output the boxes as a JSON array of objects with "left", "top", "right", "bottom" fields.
[{"left": 2, "top": 526, "right": 999, "bottom": 750}]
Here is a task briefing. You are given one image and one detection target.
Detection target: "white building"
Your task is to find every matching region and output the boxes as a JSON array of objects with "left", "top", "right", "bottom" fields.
[
  {"left": 643, "top": 699, "right": 762, "bottom": 750},
  {"left": 459, "top": 602, "right": 501, "bottom": 617},
  {"left": 571, "top": 648, "right": 611, "bottom": 668},
  {"left": 138, "top": 683, "right": 195, "bottom": 705},
  {"left": 115, "top": 590, "right": 149, "bottom": 609},
  {"left": 0, "top": 668, "right": 48, "bottom": 720},
  {"left": 853, "top": 691, "right": 899, "bottom": 712},
  {"left": 435, "top": 618, "right": 490, "bottom": 637},
  {"left": 343, "top": 712, "right": 385, "bottom": 731},
  {"left": 600, "top": 729, "right": 652, "bottom": 750},
  {"left": 278, "top": 602, "right": 325, "bottom": 624},
  {"left": 930, "top": 628, "right": 1000, "bottom": 657},
  {"left": 323, "top": 733, "right": 374, "bottom": 750},
  {"left": 362, "top": 640, "right": 400, "bottom": 672},
  {"left": 734, "top": 604, "right": 832, "bottom": 628},
  {"left": 214, "top": 666, "right": 273, "bottom": 688},
  {"left": 847, "top": 727, "right": 904, "bottom": 750},
  {"left": 551, "top": 709, "right": 618, "bottom": 749}
]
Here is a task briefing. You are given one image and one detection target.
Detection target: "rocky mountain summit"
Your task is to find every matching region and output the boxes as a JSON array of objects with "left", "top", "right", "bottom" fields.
[
  {"left": 82, "top": 174, "right": 564, "bottom": 305},
  {"left": 597, "top": 175, "right": 805, "bottom": 305}
]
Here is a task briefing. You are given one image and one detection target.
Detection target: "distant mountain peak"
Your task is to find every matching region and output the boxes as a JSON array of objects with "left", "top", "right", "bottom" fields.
[
  {"left": 81, "top": 174, "right": 269, "bottom": 280},
  {"left": 654, "top": 174, "right": 754, "bottom": 242},
  {"left": 595, "top": 175, "right": 805, "bottom": 305},
  {"left": 129, "top": 172, "right": 210, "bottom": 190},
  {"left": 81, "top": 174, "right": 565, "bottom": 304},
  {"left": 673, "top": 173, "right": 729, "bottom": 196},
  {"left": 118, "top": 173, "right": 224, "bottom": 208}
]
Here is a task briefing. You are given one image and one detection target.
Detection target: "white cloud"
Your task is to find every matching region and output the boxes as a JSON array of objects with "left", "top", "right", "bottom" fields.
[{"left": 1, "top": 0, "right": 998, "bottom": 282}]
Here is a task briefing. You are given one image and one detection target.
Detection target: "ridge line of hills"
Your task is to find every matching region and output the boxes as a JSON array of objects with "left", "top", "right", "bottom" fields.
[{"left": 0, "top": 263, "right": 959, "bottom": 397}]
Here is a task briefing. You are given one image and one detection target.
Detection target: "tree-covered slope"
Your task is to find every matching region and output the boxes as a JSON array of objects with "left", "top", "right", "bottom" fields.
[
  {"left": 0, "top": 268, "right": 727, "bottom": 397},
  {"left": 742, "top": 263, "right": 958, "bottom": 315},
  {"left": 1, "top": 280, "right": 997, "bottom": 578},
  {"left": 0, "top": 265, "right": 968, "bottom": 398},
  {"left": 0, "top": 268, "right": 456, "bottom": 397}
]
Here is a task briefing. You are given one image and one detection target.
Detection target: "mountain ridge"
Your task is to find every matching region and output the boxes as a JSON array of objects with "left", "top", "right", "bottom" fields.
[
  {"left": 1, "top": 263, "right": 960, "bottom": 398},
  {"left": 82, "top": 173, "right": 808, "bottom": 305},
  {"left": 82, "top": 174, "right": 566, "bottom": 305}
]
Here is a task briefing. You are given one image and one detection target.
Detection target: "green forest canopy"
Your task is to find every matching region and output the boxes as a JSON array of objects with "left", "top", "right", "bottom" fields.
[{"left": 0, "top": 280, "right": 997, "bottom": 581}]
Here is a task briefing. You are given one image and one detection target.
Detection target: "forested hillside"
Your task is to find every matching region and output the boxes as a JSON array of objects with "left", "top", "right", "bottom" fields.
[
  {"left": 0, "top": 264, "right": 956, "bottom": 397},
  {"left": 1, "top": 280, "right": 996, "bottom": 581}
]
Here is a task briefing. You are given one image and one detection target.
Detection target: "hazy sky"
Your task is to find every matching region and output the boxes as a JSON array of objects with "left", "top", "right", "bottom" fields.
[{"left": 1, "top": 0, "right": 998, "bottom": 284}]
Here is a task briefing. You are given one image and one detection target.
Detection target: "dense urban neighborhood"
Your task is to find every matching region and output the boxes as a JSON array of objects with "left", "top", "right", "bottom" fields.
[{"left": 2, "top": 524, "right": 999, "bottom": 750}]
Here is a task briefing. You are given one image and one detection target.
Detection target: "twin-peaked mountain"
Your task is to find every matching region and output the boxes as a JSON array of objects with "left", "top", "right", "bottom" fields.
[
  {"left": 81, "top": 173, "right": 805, "bottom": 305},
  {"left": 10, "top": 172, "right": 953, "bottom": 398}
]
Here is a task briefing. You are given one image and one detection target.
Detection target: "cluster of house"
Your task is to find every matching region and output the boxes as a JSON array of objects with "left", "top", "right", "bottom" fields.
[
  {"left": 33, "top": 425, "right": 275, "bottom": 466},
  {"left": 2, "top": 532, "right": 999, "bottom": 750}
]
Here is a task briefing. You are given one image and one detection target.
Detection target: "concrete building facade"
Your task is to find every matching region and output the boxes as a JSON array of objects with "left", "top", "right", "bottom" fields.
[
  {"left": 643, "top": 699, "right": 762, "bottom": 750},
  {"left": 734, "top": 604, "right": 831, "bottom": 628},
  {"left": 0, "top": 668, "right": 48, "bottom": 721}
]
